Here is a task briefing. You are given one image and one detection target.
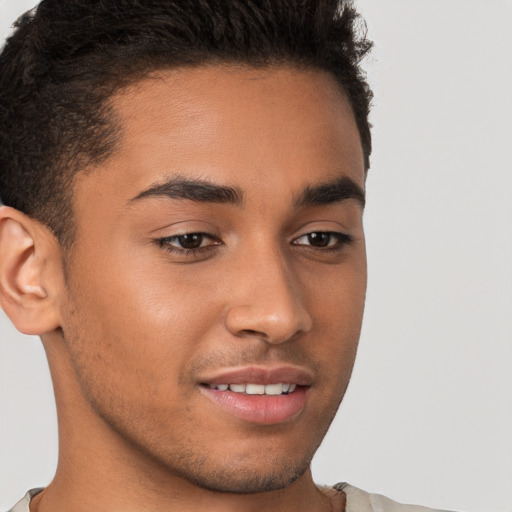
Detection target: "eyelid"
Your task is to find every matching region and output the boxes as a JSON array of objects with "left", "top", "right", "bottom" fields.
[{"left": 148, "top": 218, "right": 219, "bottom": 236}]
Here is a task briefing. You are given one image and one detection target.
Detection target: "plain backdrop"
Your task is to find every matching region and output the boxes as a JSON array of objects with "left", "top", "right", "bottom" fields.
[{"left": 0, "top": 1, "right": 511, "bottom": 511}]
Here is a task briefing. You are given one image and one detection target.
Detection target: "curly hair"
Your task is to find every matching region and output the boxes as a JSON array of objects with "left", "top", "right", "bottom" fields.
[{"left": 0, "top": 0, "right": 373, "bottom": 246}]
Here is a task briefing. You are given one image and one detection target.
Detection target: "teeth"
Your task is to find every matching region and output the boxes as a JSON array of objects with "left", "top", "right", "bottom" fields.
[
  {"left": 246, "top": 384, "right": 265, "bottom": 395},
  {"left": 265, "top": 383, "right": 284, "bottom": 395},
  {"left": 209, "top": 383, "right": 297, "bottom": 395}
]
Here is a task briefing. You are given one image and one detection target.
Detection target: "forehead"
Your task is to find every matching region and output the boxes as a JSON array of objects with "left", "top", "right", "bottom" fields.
[{"left": 74, "top": 65, "right": 364, "bottom": 211}]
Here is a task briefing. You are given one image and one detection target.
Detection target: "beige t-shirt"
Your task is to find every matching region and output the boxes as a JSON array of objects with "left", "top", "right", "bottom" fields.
[
  {"left": 335, "top": 483, "right": 454, "bottom": 511},
  {"left": 6, "top": 484, "right": 454, "bottom": 511}
]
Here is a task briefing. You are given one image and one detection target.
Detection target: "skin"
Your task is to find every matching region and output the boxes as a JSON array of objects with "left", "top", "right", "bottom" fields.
[{"left": 0, "top": 65, "right": 366, "bottom": 512}]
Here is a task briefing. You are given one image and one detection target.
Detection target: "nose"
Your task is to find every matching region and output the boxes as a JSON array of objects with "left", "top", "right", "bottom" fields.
[{"left": 224, "top": 247, "right": 313, "bottom": 344}]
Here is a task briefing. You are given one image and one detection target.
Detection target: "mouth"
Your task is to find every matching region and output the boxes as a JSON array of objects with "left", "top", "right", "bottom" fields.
[
  {"left": 198, "top": 366, "right": 312, "bottom": 425},
  {"left": 203, "top": 382, "right": 298, "bottom": 395}
]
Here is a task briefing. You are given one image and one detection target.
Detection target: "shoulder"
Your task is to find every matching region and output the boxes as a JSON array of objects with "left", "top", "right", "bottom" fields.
[
  {"left": 4, "top": 489, "right": 44, "bottom": 512},
  {"left": 335, "top": 483, "right": 456, "bottom": 512}
]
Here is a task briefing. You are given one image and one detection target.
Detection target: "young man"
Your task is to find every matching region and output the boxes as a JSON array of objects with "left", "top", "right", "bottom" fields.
[{"left": 0, "top": 1, "right": 452, "bottom": 511}]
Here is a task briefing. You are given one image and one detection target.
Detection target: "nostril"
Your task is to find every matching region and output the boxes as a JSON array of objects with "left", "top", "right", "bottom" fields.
[{"left": 239, "top": 329, "right": 265, "bottom": 337}]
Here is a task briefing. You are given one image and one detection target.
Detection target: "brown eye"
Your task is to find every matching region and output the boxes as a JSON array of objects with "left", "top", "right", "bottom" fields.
[
  {"left": 157, "top": 232, "right": 221, "bottom": 255},
  {"left": 292, "top": 231, "right": 353, "bottom": 251},
  {"left": 177, "top": 234, "right": 204, "bottom": 249},
  {"left": 306, "top": 232, "right": 331, "bottom": 247}
]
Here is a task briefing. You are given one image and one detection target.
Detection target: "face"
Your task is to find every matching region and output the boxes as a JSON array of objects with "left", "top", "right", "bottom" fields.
[{"left": 57, "top": 66, "right": 367, "bottom": 493}]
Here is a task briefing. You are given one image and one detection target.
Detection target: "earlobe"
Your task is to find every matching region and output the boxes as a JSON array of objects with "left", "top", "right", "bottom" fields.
[{"left": 0, "top": 206, "right": 62, "bottom": 335}]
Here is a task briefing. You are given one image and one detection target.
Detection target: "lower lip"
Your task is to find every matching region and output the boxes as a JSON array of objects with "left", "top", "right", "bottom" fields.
[{"left": 199, "top": 386, "right": 308, "bottom": 425}]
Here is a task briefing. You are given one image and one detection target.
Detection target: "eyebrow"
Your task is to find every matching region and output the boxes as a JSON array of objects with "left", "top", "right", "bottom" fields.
[
  {"left": 129, "top": 174, "right": 365, "bottom": 209},
  {"left": 129, "top": 176, "right": 244, "bottom": 205},
  {"left": 294, "top": 176, "right": 365, "bottom": 209}
]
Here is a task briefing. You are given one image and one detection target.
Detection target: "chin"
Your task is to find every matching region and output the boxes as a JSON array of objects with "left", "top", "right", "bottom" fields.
[{"left": 180, "top": 458, "right": 311, "bottom": 494}]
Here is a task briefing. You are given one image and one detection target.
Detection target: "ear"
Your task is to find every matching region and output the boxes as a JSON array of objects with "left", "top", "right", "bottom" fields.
[{"left": 0, "top": 206, "right": 63, "bottom": 335}]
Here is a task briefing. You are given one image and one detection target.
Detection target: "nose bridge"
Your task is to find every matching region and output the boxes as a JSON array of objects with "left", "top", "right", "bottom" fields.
[{"left": 224, "top": 238, "right": 312, "bottom": 343}]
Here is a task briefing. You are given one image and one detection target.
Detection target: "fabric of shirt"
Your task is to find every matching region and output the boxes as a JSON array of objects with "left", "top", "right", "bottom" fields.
[
  {"left": 334, "top": 483, "right": 454, "bottom": 511},
  {"left": 6, "top": 484, "right": 454, "bottom": 511}
]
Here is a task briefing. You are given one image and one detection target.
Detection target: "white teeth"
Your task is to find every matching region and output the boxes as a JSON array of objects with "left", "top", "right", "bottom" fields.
[
  {"left": 265, "top": 383, "right": 284, "bottom": 395},
  {"left": 209, "top": 383, "right": 297, "bottom": 395},
  {"left": 229, "top": 384, "right": 246, "bottom": 393},
  {"left": 245, "top": 384, "right": 265, "bottom": 395}
]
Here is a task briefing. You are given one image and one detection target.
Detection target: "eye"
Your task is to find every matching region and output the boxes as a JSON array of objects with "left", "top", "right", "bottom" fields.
[
  {"left": 292, "top": 231, "right": 352, "bottom": 250},
  {"left": 156, "top": 232, "right": 221, "bottom": 254}
]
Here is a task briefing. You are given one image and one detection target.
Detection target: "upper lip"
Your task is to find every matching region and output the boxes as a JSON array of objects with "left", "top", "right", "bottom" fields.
[{"left": 199, "top": 365, "right": 314, "bottom": 387}]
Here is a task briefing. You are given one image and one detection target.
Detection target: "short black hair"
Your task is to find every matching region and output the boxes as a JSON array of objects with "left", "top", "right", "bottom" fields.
[{"left": 0, "top": 0, "right": 373, "bottom": 246}]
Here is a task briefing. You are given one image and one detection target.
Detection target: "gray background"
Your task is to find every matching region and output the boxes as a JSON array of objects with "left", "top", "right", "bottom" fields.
[{"left": 1, "top": 1, "right": 511, "bottom": 510}]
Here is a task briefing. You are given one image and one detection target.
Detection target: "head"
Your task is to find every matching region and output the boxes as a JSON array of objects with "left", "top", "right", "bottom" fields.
[{"left": 0, "top": 0, "right": 372, "bottom": 497}]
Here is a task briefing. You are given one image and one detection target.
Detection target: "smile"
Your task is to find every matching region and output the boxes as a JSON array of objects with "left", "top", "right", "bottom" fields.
[
  {"left": 198, "top": 366, "right": 312, "bottom": 424},
  {"left": 206, "top": 383, "right": 297, "bottom": 395}
]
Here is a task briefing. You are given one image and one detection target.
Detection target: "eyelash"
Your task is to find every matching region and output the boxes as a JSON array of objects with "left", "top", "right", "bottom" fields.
[
  {"left": 155, "top": 231, "right": 353, "bottom": 257},
  {"left": 156, "top": 233, "right": 220, "bottom": 257},
  {"left": 291, "top": 232, "right": 353, "bottom": 251}
]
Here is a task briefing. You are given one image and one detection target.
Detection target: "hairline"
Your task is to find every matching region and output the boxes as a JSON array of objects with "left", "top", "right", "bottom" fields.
[{"left": 61, "top": 60, "right": 367, "bottom": 250}]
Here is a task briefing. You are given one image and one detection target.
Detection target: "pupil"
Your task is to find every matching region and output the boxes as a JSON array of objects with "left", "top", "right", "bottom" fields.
[
  {"left": 308, "top": 232, "right": 330, "bottom": 247},
  {"left": 178, "top": 234, "right": 203, "bottom": 249}
]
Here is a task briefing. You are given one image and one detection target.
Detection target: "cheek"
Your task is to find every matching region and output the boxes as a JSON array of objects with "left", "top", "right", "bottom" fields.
[
  {"left": 302, "top": 258, "right": 366, "bottom": 389},
  {"left": 60, "top": 254, "right": 221, "bottom": 412},
  {"left": 73, "top": 248, "right": 219, "bottom": 342},
  {"left": 59, "top": 282, "right": 202, "bottom": 446},
  {"left": 303, "top": 252, "right": 367, "bottom": 331}
]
